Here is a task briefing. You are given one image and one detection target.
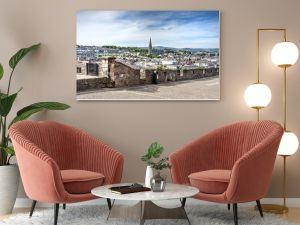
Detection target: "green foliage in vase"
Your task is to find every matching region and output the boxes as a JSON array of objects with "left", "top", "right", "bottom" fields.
[
  {"left": 141, "top": 142, "right": 171, "bottom": 171},
  {"left": 0, "top": 43, "right": 70, "bottom": 166}
]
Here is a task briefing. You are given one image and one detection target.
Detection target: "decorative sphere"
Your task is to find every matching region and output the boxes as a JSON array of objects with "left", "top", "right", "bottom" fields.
[
  {"left": 271, "top": 42, "right": 299, "bottom": 67},
  {"left": 244, "top": 83, "right": 272, "bottom": 108},
  {"left": 278, "top": 131, "right": 299, "bottom": 156}
]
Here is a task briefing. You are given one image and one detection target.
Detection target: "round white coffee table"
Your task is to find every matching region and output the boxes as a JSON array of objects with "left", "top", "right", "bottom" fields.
[{"left": 92, "top": 183, "right": 199, "bottom": 225}]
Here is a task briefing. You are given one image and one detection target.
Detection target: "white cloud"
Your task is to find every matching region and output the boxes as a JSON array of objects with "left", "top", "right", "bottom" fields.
[{"left": 77, "top": 11, "right": 219, "bottom": 48}]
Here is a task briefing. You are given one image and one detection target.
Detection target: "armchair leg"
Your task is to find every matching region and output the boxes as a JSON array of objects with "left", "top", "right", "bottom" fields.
[
  {"left": 29, "top": 200, "right": 37, "bottom": 217},
  {"left": 63, "top": 204, "right": 66, "bottom": 210},
  {"left": 107, "top": 198, "right": 112, "bottom": 210},
  {"left": 181, "top": 198, "right": 187, "bottom": 208},
  {"left": 256, "top": 200, "right": 264, "bottom": 217},
  {"left": 54, "top": 204, "right": 59, "bottom": 225},
  {"left": 227, "top": 204, "right": 230, "bottom": 210},
  {"left": 233, "top": 203, "right": 238, "bottom": 225}
]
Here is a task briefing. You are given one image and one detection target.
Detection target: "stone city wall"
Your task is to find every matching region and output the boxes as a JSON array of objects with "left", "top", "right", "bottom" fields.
[
  {"left": 77, "top": 77, "right": 113, "bottom": 92},
  {"left": 76, "top": 61, "right": 88, "bottom": 75},
  {"left": 111, "top": 61, "right": 219, "bottom": 87},
  {"left": 77, "top": 61, "right": 219, "bottom": 92},
  {"left": 112, "top": 61, "right": 142, "bottom": 87}
]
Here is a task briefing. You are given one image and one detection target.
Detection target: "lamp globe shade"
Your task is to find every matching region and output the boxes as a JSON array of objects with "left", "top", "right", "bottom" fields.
[
  {"left": 271, "top": 42, "right": 299, "bottom": 67},
  {"left": 277, "top": 131, "right": 299, "bottom": 156},
  {"left": 244, "top": 83, "right": 272, "bottom": 108}
]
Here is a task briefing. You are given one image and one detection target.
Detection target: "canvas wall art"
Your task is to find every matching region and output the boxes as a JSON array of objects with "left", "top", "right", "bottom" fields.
[{"left": 76, "top": 11, "right": 220, "bottom": 100}]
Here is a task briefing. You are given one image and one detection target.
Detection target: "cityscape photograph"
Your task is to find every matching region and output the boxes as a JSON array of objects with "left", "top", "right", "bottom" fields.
[{"left": 76, "top": 11, "right": 220, "bottom": 100}]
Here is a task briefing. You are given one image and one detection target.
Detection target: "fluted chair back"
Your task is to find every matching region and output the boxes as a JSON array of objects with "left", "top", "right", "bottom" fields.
[{"left": 9, "top": 120, "right": 124, "bottom": 203}]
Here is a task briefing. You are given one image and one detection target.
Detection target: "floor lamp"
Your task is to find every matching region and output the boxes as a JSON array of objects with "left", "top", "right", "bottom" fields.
[
  {"left": 244, "top": 29, "right": 274, "bottom": 118},
  {"left": 244, "top": 28, "right": 299, "bottom": 214}
]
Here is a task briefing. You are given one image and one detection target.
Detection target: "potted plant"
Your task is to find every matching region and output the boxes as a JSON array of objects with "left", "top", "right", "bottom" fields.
[
  {"left": 0, "top": 43, "right": 70, "bottom": 215},
  {"left": 141, "top": 142, "right": 171, "bottom": 191}
]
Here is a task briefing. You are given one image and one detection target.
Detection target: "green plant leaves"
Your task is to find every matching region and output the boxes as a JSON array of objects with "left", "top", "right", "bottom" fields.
[
  {"left": 17, "top": 102, "right": 70, "bottom": 116},
  {"left": 9, "top": 102, "right": 70, "bottom": 127},
  {"left": 0, "top": 64, "right": 3, "bottom": 80},
  {"left": 0, "top": 93, "right": 7, "bottom": 99},
  {"left": 141, "top": 154, "right": 150, "bottom": 162},
  {"left": 0, "top": 92, "right": 18, "bottom": 116},
  {"left": 148, "top": 157, "right": 171, "bottom": 170},
  {"left": 148, "top": 142, "right": 164, "bottom": 158},
  {"left": 2, "top": 146, "right": 15, "bottom": 156},
  {"left": 9, "top": 43, "right": 41, "bottom": 69},
  {"left": 141, "top": 142, "right": 164, "bottom": 162}
]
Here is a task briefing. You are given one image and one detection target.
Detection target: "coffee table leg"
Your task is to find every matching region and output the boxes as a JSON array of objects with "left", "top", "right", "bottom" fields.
[
  {"left": 106, "top": 199, "right": 115, "bottom": 221},
  {"left": 106, "top": 200, "right": 143, "bottom": 221},
  {"left": 140, "top": 201, "right": 145, "bottom": 225},
  {"left": 181, "top": 198, "right": 187, "bottom": 208},
  {"left": 182, "top": 203, "right": 191, "bottom": 225},
  {"left": 106, "top": 199, "right": 191, "bottom": 224},
  {"left": 139, "top": 219, "right": 145, "bottom": 225},
  {"left": 142, "top": 200, "right": 191, "bottom": 224}
]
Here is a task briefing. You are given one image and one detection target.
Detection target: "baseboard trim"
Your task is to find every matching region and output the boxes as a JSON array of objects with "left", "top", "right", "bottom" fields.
[{"left": 14, "top": 197, "right": 300, "bottom": 208}]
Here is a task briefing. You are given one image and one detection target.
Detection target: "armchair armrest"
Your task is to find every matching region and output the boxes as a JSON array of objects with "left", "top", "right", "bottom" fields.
[
  {"left": 10, "top": 139, "right": 67, "bottom": 203},
  {"left": 225, "top": 131, "right": 283, "bottom": 203}
]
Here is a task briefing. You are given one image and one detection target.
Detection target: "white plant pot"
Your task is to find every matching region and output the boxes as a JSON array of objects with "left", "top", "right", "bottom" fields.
[
  {"left": 0, "top": 165, "right": 20, "bottom": 215},
  {"left": 145, "top": 165, "right": 153, "bottom": 188}
]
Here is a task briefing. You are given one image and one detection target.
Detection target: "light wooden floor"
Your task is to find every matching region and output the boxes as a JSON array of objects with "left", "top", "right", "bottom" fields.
[
  {"left": 280, "top": 208, "right": 300, "bottom": 224},
  {"left": 1, "top": 207, "right": 300, "bottom": 224}
]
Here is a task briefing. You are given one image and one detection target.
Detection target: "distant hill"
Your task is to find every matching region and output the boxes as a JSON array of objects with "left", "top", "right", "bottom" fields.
[
  {"left": 77, "top": 44, "right": 219, "bottom": 53},
  {"left": 154, "top": 46, "right": 219, "bottom": 52}
]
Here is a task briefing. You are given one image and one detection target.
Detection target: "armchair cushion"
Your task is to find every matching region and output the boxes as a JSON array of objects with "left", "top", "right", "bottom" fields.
[
  {"left": 189, "top": 170, "right": 231, "bottom": 194},
  {"left": 61, "top": 170, "right": 105, "bottom": 194}
]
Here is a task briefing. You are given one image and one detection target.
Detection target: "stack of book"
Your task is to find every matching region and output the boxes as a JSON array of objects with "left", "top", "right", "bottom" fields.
[{"left": 110, "top": 184, "right": 151, "bottom": 194}]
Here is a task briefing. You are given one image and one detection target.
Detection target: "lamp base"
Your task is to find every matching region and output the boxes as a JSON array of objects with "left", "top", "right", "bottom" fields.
[{"left": 254, "top": 204, "right": 288, "bottom": 214}]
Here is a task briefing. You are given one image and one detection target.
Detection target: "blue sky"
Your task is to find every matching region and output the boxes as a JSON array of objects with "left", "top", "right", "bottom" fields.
[{"left": 77, "top": 11, "right": 219, "bottom": 48}]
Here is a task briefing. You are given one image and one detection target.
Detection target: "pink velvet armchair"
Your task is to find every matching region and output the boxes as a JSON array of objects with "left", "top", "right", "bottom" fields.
[
  {"left": 169, "top": 120, "right": 283, "bottom": 225},
  {"left": 9, "top": 120, "right": 124, "bottom": 225}
]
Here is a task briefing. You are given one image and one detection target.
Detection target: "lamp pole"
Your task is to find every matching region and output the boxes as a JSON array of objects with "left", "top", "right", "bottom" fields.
[
  {"left": 282, "top": 155, "right": 287, "bottom": 208},
  {"left": 254, "top": 28, "right": 290, "bottom": 214},
  {"left": 255, "top": 29, "right": 286, "bottom": 121}
]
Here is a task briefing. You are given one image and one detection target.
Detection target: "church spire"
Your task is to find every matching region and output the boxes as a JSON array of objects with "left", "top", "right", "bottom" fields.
[{"left": 148, "top": 37, "right": 152, "bottom": 54}]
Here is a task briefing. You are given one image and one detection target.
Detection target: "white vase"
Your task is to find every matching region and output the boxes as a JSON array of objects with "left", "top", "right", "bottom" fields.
[
  {"left": 145, "top": 165, "right": 153, "bottom": 188},
  {"left": 0, "top": 165, "right": 20, "bottom": 215}
]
